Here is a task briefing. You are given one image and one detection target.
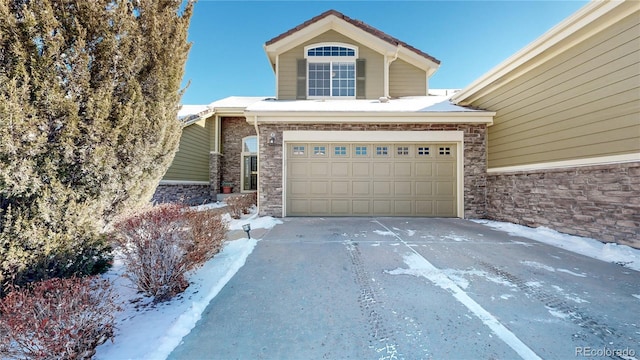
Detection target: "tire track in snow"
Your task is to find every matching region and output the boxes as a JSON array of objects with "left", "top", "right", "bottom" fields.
[
  {"left": 374, "top": 220, "right": 542, "bottom": 360},
  {"left": 481, "top": 262, "right": 630, "bottom": 346},
  {"left": 345, "top": 238, "right": 400, "bottom": 360}
]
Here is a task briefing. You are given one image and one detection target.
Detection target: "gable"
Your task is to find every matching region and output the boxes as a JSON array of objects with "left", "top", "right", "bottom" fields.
[{"left": 266, "top": 10, "right": 438, "bottom": 100}]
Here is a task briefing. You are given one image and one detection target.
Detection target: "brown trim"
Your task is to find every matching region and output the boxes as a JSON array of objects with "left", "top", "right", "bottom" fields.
[{"left": 265, "top": 9, "right": 441, "bottom": 65}]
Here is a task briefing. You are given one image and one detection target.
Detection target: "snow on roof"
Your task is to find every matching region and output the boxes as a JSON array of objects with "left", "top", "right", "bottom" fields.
[
  {"left": 207, "top": 96, "right": 270, "bottom": 110},
  {"left": 178, "top": 104, "right": 210, "bottom": 119},
  {"left": 245, "top": 96, "right": 483, "bottom": 114}
]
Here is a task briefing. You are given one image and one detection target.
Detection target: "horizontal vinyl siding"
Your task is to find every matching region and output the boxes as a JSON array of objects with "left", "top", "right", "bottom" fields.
[
  {"left": 277, "top": 30, "right": 384, "bottom": 100},
  {"left": 474, "top": 11, "right": 640, "bottom": 168},
  {"left": 163, "top": 120, "right": 210, "bottom": 182},
  {"left": 389, "top": 59, "right": 427, "bottom": 97}
]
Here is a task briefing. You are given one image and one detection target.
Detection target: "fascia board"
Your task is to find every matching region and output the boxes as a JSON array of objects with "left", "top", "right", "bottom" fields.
[
  {"left": 396, "top": 46, "right": 440, "bottom": 75},
  {"left": 452, "top": 0, "right": 633, "bottom": 106},
  {"left": 248, "top": 112, "right": 494, "bottom": 125}
]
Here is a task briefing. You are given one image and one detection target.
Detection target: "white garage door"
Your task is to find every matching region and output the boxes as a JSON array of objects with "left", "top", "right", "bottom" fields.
[{"left": 285, "top": 143, "right": 457, "bottom": 216}]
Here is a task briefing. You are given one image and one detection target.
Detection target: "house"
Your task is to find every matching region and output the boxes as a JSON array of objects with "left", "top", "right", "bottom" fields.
[
  {"left": 154, "top": 2, "right": 638, "bottom": 247},
  {"left": 154, "top": 9, "right": 495, "bottom": 219},
  {"left": 451, "top": 0, "right": 639, "bottom": 247}
]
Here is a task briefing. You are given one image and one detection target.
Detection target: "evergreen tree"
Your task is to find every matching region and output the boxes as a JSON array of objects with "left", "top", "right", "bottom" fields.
[{"left": 0, "top": 0, "right": 193, "bottom": 294}]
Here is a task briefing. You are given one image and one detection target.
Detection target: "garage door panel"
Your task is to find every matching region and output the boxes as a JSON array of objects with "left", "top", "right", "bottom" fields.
[
  {"left": 394, "top": 181, "right": 412, "bottom": 196},
  {"left": 352, "top": 162, "right": 370, "bottom": 177},
  {"left": 415, "top": 181, "right": 433, "bottom": 196},
  {"left": 331, "top": 181, "right": 349, "bottom": 195},
  {"left": 310, "top": 163, "right": 329, "bottom": 177},
  {"left": 287, "top": 143, "right": 457, "bottom": 217},
  {"left": 394, "top": 162, "right": 412, "bottom": 177},
  {"left": 331, "top": 162, "right": 349, "bottom": 177},
  {"left": 310, "top": 181, "right": 329, "bottom": 195},
  {"left": 435, "top": 162, "right": 455, "bottom": 177},
  {"left": 352, "top": 200, "right": 370, "bottom": 214},
  {"left": 289, "top": 162, "right": 308, "bottom": 176},
  {"left": 373, "top": 181, "right": 391, "bottom": 196},
  {"left": 353, "top": 181, "right": 370, "bottom": 195},
  {"left": 310, "top": 199, "right": 329, "bottom": 214},
  {"left": 373, "top": 163, "right": 392, "bottom": 177},
  {"left": 290, "top": 181, "right": 308, "bottom": 195},
  {"left": 436, "top": 181, "right": 455, "bottom": 196},
  {"left": 331, "top": 199, "right": 350, "bottom": 214},
  {"left": 415, "top": 162, "right": 433, "bottom": 176},
  {"left": 436, "top": 200, "right": 455, "bottom": 216},
  {"left": 394, "top": 200, "right": 412, "bottom": 215},
  {"left": 373, "top": 200, "right": 392, "bottom": 214}
]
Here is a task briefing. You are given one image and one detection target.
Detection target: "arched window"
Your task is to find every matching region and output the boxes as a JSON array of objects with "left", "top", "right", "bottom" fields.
[{"left": 304, "top": 43, "right": 358, "bottom": 98}]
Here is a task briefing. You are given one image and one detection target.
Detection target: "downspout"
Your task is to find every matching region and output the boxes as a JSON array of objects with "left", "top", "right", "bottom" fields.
[{"left": 384, "top": 46, "right": 400, "bottom": 99}]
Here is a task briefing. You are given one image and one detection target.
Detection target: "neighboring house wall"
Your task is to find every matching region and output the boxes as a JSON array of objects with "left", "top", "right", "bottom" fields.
[
  {"left": 452, "top": 1, "right": 640, "bottom": 248},
  {"left": 220, "top": 116, "right": 256, "bottom": 192},
  {"left": 257, "top": 123, "right": 487, "bottom": 219},
  {"left": 162, "top": 118, "right": 211, "bottom": 182},
  {"left": 277, "top": 30, "right": 385, "bottom": 100},
  {"left": 152, "top": 118, "right": 214, "bottom": 205},
  {"left": 389, "top": 59, "right": 426, "bottom": 98},
  {"left": 481, "top": 10, "right": 639, "bottom": 168},
  {"left": 486, "top": 162, "right": 639, "bottom": 247}
]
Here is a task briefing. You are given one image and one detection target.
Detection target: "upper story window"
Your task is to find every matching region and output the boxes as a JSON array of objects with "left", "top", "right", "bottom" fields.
[{"left": 305, "top": 43, "right": 358, "bottom": 98}]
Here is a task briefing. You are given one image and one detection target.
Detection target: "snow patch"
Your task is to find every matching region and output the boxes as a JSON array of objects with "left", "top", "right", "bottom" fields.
[
  {"left": 374, "top": 230, "right": 397, "bottom": 237},
  {"left": 190, "top": 202, "right": 226, "bottom": 211},
  {"left": 556, "top": 268, "right": 587, "bottom": 278},
  {"left": 500, "top": 294, "right": 514, "bottom": 300},
  {"left": 228, "top": 215, "right": 282, "bottom": 231},
  {"left": 521, "top": 261, "right": 555, "bottom": 272},
  {"left": 546, "top": 307, "right": 570, "bottom": 319},
  {"left": 632, "top": 294, "right": 640, "bottom": 301},
  {"left": 473, "top": 220, "right": 640, "bottom": 272}
]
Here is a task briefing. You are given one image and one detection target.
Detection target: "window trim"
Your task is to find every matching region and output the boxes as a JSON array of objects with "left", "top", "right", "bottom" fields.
[{"left": 304, "top": 43, "right": 358, "bottom": 99}]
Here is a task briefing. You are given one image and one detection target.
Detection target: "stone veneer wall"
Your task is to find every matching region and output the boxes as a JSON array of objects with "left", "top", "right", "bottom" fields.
[
  {"left": 257, "top": 123, "right": 487, "bottom": 218},
  {"left": 221, "top": 117, "right": 256, "bottom": 192},
  {"left": 486, "top": 162, "right": 640, "bottom": 248},
  {"left": 209, "top": 152, "right": 222, "bottom": 196},
  {"left": 152, "top": 184, "right": 213, "bottom": 205}
]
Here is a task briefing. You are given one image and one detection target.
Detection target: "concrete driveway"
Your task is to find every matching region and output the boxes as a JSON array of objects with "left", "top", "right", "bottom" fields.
[{"left": 169, "top": 218, "right": 639, "bottom": 360}]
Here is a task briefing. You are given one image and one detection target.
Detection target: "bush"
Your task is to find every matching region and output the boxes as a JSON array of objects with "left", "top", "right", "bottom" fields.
[
  {"left": 111, "top": 204, "right": 228, "bottom": 302},
  {"left": 225, "top": 193, "right": 257, "bottom": 219},
  {"left": 0, "top": 276, "right": 118, "bottom": 360}
]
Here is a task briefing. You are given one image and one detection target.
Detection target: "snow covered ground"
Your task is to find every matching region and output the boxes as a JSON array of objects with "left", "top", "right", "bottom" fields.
[
  {"left": 94, "top": 209, "right": 639, "bottom": 359},
  {"left": 94, "top": 205, "right": 282, "bottom": 360},
  {"left": 472, "top": 220, "right": 640, "bottom": 272}
]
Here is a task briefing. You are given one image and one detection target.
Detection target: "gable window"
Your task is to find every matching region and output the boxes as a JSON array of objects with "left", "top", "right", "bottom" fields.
[{"left": 305, "top": 43, "right": 358, "bottom": 98}]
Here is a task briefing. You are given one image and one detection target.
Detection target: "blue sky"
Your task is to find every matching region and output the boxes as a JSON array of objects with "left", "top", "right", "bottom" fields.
[{"left": 180, "top": 0, "right": 588, "bottom": 105}]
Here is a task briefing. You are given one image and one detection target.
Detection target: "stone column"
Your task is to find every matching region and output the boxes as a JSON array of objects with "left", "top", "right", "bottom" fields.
[{"left": 209, "top": 152, "right": 222, "bottom": 196}]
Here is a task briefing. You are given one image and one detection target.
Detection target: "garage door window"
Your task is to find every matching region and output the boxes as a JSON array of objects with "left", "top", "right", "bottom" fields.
[
  {"left": 313, "top": 146, "right": 327, "bottom": 156},
  {"left": 375, "top": 146, "right": 389, "bottom": 157},
  {"left": 293, "top": 146, "right": 306, "bottom": 156},
  {"left": 439, "top": 146, "right": 451, "bottom": 156},
  {"left": 355, "top": 146, "right": 368, "bottom": 156},
  {"left": 417, "top": 146, "right": 430, "bottom": 156},
  {"left": 397, "top": 146, "right": 409, "bottom": 156},
  {"left": 334, "top": 146, "right": 348, "bottom": 156}
]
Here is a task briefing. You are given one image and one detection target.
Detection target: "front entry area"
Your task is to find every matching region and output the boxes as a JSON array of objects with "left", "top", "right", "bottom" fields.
[{"left": 285, "top": 142, "right": 457, "bottom": 216}]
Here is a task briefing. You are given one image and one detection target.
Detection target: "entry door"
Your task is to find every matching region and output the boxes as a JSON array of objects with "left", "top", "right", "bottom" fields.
[{"left": 243, "top": 155, "right": 258, "bottom": 191}]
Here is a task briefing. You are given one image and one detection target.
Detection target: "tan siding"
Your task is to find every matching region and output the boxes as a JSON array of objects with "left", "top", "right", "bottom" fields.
[
  {"left": 389, "top": 59, "right": 427, "bottom": 97},
  {"left": 277, "top": 30, "right": 384, "bottom": 100},
  {"left": 468, "top": 11, "right": 640, "bottom": 168},
  {"left": 163, "top": 119, "right": 210, "bottom": 181}
]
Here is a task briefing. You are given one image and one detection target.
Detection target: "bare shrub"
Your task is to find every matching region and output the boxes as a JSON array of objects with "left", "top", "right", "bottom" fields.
[
  {"left": 111, "top": 204, "right": 228, "bottom": 302},
  {"left": 184, "top": 208, "right": 228, "bottom": 267},
  {"left": 225, "top": 193, "right": 257, "bottom": 219},
  {"left": 0, "top": 277, "right": 118, "bottom": 360}
]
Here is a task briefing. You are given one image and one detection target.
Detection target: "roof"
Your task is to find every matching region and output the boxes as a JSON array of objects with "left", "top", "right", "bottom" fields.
[
  {"left": 180, "top": 96, "right": 270, "bottom": 126},
  {"left": 265, "top": 9, "right": 441, "bottom": 65},
  {"left": 451, "top": 0, "right": 637, "bottom": 106},
  {"left": 245, "top": 96, "right": 480, "bottom": 114}
]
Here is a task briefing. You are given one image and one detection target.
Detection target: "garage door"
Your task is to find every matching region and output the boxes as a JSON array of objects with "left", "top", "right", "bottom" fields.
[{"left": 286, "top": 143, "right": 457, "bottom": 216}]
